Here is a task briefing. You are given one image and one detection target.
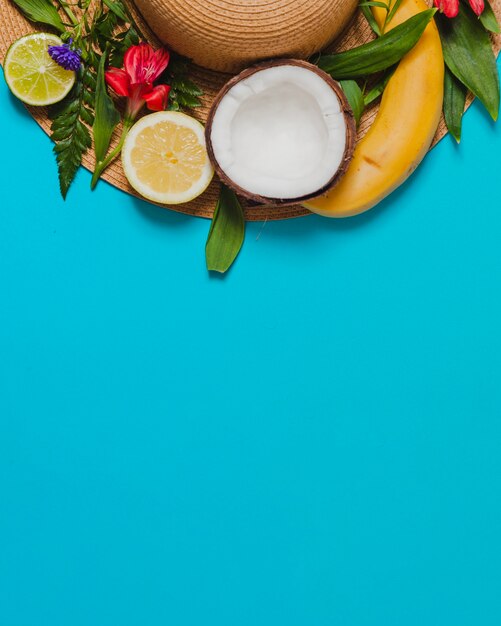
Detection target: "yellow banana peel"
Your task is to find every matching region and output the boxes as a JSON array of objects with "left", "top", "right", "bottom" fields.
[{"left": 305, "top": 0, "right": 444, "bottom": 218}]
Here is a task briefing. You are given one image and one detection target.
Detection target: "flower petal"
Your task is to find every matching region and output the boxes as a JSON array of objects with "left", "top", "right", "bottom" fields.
[
  {"left": 143, "top": 84, "right": 171, "bottom": 111},
  {"left": 469, "top": 0, "right": 485, "bottom": 15},
  {"left": 124, "top": 82, "right": 154, "bottom": 120},
  {"left": 48, "top": 43, "right": 81, "bottom": 72},
  {"left": 150, "top": 47, "right": 170, "bottom": 81},
  {"left": 124, "top": 43, "right": 148, "bottom": 84},
  {"left": 105, "top": 68, "right": 131, "bottom": 97},
  {"left": 124, "top": 43, "right": 170, "bottom": 84},
  {"left": 434, "top": 0, "right": 459, "bottom": 17}
]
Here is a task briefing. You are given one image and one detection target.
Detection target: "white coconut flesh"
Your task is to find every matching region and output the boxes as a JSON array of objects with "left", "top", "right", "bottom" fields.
[{"left": 209, "top": 65, "right": 348, "bottom": 200}]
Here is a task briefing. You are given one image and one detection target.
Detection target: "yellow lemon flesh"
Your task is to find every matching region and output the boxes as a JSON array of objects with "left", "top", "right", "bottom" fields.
[
  {"left": 4, "top": 33, "right": 76, "bottom": 106},
  {"left": 122, "top": 111, "right": 214, "bottom": 205}
]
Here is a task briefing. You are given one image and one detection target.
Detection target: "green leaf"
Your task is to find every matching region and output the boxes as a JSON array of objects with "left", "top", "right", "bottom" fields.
[
  {"left": 108, "top": 26, "right": 140, "bottom": 67},
  {"left": 478, "top": 0, "right": 501, "bottom": 34},
  {"left": 359, "top": 3, "right": 382, "bottom": 36},
  {"left": 164, "top": 55, "right": 204, "bottom": 110},
  {"left": 363, "top": 66, "right": 396, "bottom": 106},
  {"left": 437, "top": 7, "right": 500, "bottom": 121},
  {"left": 102, "top": 0, "right": 128, "bottom": 22},
  {"left": 80, "top": 106, "right": 95, "bottom": 126},
  {"left": 92, "top": 51, "right": 120, "bottom": 164},
  {"left": 102, "top": 0, "right": 143, "bottom": 36},
  {"left": 172, "top": 78, "right": 203, "bottom": 97},
  {"left": 384, "top": 0, "right": 404, "bottom": 31},
  {"left": 443, "top": 66, "right": 467, "bottom": 143},
  {"left": 10, "top": 0, "right": 66, "bottom": 32},
  {"left": 174, "top": 91, "right": 203, "bottom": 108},
  {"left": 94, "top": 10, "right": 118, "bottom": 43},
  {"left": 317, "top": 9, "right": 436, "bottom": 79},
  {"left": 359, "top": 1, "right": 389, "bottom": 9},
  {"left": 340, "top": 80, "right": 365, "bottom": 126},
  {"left": 206, "top": 186, "right": 245, "bottom": 274},
  {"left": 49, "top": 68, "right": 92, "bottom": 198}
]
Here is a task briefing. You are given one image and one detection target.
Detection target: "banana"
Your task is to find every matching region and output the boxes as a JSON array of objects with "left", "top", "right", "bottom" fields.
[{"left": 305, "top": 0, "right": 444, "bottom": 218}]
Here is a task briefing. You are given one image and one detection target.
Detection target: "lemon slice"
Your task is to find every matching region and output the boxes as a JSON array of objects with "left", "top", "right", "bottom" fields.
[
  {"left": 122, "top": 111, "right": 214, "bottom": 205},
  {"left": 4, "top": 33, "right": 76, "bottom": 106}
]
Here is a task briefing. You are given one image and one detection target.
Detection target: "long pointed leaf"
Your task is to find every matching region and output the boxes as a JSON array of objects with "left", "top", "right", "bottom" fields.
[
  {"left": 10, "top": 0, "right": 66, "bottom": 32},
  {"left": 92, "top": 51, "right": 120, "bottom": 164},
  {"left": 384, "top": 0, "right": 404, "bottom": 29},
  {"left": 340, "top": 80, "right": 365, "bottom": 126},
  {"left": 360, "top": 4, "right": 382, "bottom": 36},
  {"left": 363, "top": 66, "right": 396, "bottom": 106},
  {"left": 317, "top": 9, "right": 436, "bottom": 79},
  {"left": 437, "top": 7, "right": 500, "bottom": 121},
  {"left": 443, "top": 67, "right": 467, "bottom": 142},
  {"left": 479, "top": 0, "right": 501, "bottom": 34},
  {"left": 206, "top": 186, "right": 245, "bottom": 274}
]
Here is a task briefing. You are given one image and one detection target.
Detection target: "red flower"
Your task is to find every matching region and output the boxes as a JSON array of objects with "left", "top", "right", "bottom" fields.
[
  {"left": 434, "top": 0, "right": 459, "bottom": 17},
  {"left": 105, "top": 43, "right": 171, "bottom": 122},
  {"left": 434, "top": 0, "right": 485, "bottom": 17},
  {"left": 468, "top": 0, "right": 485, "bottom": 15}
]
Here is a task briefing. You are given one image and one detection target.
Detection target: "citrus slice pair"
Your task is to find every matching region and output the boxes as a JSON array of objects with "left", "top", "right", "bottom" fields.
[
  {"left": 4, "top": 33, "right": 76, "bottom": 106},
  {"left": 4, "top": 34, "right": 213, "bottom": 205}
]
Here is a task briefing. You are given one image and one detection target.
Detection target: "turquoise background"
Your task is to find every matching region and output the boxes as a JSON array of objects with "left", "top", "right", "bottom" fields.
[{"left": 1, "top": 61, "right": 501, "bottom": 625}]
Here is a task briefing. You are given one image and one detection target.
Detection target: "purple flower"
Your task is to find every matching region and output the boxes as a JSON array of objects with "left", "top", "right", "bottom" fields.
[{"left": 48, "top": 39, "right": 81, "bottom": 72}]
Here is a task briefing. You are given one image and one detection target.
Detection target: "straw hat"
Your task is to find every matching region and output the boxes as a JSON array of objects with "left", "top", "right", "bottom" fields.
[
  {"left": 1, "top": 0, "right": 500, "bottom": 221},
  {"left": 134, "top": 0, "right": 359, "bottom": 72}
]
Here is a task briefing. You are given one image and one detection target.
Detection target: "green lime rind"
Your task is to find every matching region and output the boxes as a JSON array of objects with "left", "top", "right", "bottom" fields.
[{"left": 4, "top": 33, "right": 76, "bottom": 106}]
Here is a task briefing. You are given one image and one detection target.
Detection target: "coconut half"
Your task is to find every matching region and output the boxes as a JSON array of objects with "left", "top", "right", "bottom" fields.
[{"left": 205, "top": 60, "right": 355, "bottom": 206}]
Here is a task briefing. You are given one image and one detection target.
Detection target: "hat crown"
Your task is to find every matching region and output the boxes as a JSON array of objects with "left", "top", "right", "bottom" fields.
[{"left": 134, "top": 0, "right": 359, "bottom": 72}]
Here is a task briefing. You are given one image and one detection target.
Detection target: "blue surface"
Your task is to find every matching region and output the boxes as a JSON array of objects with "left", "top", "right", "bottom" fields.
[{"left": 1, "top": 62, "right": 501, "bottom": 626}]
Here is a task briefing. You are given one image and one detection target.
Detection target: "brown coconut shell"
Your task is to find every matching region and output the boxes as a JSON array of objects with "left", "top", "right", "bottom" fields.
[
  {"left": 205, "top": 59, "right": 356, "bottom": 206},
  {"left": 133, "top": 0, "right": 359, "bottom": 72}
]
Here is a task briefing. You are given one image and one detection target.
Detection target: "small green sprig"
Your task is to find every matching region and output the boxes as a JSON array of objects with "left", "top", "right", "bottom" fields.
[
  {"left": 359, "top": 0, "right": 404, "bottom": 36},
  {"left": 49, "top": 67, "right": 93, "bottom": 198},
  {"left": 165, "top": 56, "right": 204, "bottom": 111}
]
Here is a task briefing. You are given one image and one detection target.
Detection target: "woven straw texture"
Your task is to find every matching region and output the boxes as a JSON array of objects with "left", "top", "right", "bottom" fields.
[
  {"left": 134, "top": 0, "right": 358, "bottom": 72},
  {"left": 0, "top": 0, "right": 500, "bottom": 221}
]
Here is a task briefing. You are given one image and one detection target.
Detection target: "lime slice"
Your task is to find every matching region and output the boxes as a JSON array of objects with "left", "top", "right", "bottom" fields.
[
  {"left": 122, "top": 111, "right": 214, "bottom": 205},
  {"left": 4, "top": 33, "right": 76, "bottom": 106}
]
